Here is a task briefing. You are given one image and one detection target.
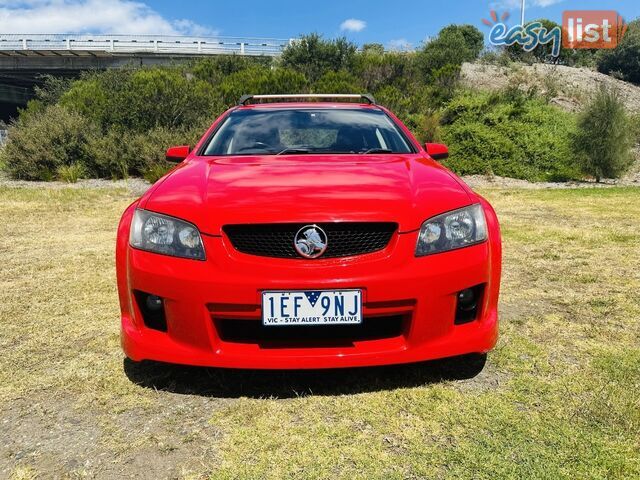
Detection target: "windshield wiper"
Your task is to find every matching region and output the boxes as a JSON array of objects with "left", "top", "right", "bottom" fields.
[
  {"left": 276, "top": 148, "right": 311, "bottom": 155},
  {"left": 363, "top": 148, "right": 393, "bottom": 154}
]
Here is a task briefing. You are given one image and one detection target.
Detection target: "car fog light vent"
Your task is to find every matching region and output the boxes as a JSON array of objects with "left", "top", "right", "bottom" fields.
[
  {"left": 455, "top": 285, "right": 484, "bottom": 325},
  {"left": 134, "top": 291, "right": 168, "bottom": 332}
]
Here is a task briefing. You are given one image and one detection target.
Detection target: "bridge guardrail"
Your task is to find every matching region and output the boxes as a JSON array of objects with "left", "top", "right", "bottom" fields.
[{"left": 0, "top": 34, "right": 295, "bottom": 56}]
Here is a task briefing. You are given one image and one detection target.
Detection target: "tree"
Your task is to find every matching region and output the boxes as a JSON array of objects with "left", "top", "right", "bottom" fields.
[
  {"left": 281, "top": 34, "right": 357, "bottom": 83},
  {"left": 439, "top": 24, "right": 484, "bottom": 58},
  {"left": 598, "top": 19, "right": 640, "bottom": 85},
  {"left": 573, "top": 87, "right": 635, "bottom": 181},
  {"left": 415, "top": 24, "right": 484, "bottom": 79}
]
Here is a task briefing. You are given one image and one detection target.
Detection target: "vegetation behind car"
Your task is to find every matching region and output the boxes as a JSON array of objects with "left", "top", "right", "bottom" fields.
[{"left": 0, "top": 21, "right": 639, "bottom": 183}]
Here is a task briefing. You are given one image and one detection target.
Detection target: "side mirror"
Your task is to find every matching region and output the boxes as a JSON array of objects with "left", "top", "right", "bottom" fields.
[
  {"left": 425, "top": 143, "right": 449, "bottom": 161},
  {"left": 166, "top": 145, "right": 190, "bottom": 163}
]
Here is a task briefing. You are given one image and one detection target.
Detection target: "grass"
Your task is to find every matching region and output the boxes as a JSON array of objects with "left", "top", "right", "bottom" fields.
[{"left": 0, "top": 186, "right": 639, "bottom": 479}]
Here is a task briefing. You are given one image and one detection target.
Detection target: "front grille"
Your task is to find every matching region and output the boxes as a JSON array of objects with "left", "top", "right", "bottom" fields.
[
  {"left": 223, "top": 222, "right": 397, "bottom": 259},
  {"left": 214, "top": 315, "right": 406, "bottom": 346}
]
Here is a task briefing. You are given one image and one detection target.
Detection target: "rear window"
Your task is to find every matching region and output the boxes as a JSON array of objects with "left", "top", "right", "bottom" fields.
[{"left": 202, "top": 108, "right": 414, "bottom": 156}]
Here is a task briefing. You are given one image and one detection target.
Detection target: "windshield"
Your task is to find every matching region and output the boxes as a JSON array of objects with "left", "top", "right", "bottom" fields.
[{"left": 202, "top": 108, "right": 414, "bottom": 156}]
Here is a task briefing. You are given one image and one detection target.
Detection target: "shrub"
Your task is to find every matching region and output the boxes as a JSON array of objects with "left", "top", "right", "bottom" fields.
[
  {"left": 1, "top": 105, "right": 98, "bottom": 180},
  {"left": 374, "top": 85, "right": 416, "bottom": 120},
  {"left": 439, "top": 25, "right": 484, "bottom": 58},
  {"left": 218, "top": 66, "right": 308, "bottom": 105},
  {"left": 312, "top": 70, "right": 362, "bottom": 93},
  {"left": 192, "top": 55, "right": 272, "bottom": 85},
  {"left": 427, "top": 63, "right": 462, "bottom": 105},
  {"left": 0, "top": 102, "right": 203, "bottom": 181},
  {"left": 281, "top": 34, "right": 357, "bottom": 83},
  {"left": 597, "top": 19, "right": 640, "bottom": 85},
  {"left": 416, "top": 25, "right": 484, "bottom": 79},
  {"left": 57, "top": 163, "right": 86, "bottom": 183},
  {"left": 572, "top": 87, "right": 635, "bottom": 181},
  {"left": 401, "top": 110, "right": 443, "bottom": 144},
  {"left": 354, "top": 49, "right": 415, "bottom": 92},
  {"left": 479, "top": 50, "right": 513, "bottom": 67},
  {"left": 440, "top": 90, "right": 579, "bottom": 181},
  {"left": 86, "top": 126, "right": 204, "bottom": 180},
  {"left": 60, "top": 68, "right": 219, "bottom": 132}
]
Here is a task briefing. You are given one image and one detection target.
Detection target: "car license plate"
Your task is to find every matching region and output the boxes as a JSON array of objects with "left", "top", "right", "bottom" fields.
[{"left": 262, "top": 290, "right": 362, "bottom": 326}]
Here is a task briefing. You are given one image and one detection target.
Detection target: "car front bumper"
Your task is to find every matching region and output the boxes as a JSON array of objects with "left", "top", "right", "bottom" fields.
[{"left": 116, "top": 202, "right": 501, "bottom": 370}]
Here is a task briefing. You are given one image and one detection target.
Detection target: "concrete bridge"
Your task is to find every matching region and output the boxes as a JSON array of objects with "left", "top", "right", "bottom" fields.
[{"left": 0, "top": 34, "right": 294, "bottom": 120}]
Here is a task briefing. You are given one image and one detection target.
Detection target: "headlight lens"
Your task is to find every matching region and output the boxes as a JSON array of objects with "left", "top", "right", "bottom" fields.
[
  {"left": 416, "top": 204, "right": 487, "bottom": 256},
  {"left": 130, "top": 209, "right": 205, "bottom": 260}
]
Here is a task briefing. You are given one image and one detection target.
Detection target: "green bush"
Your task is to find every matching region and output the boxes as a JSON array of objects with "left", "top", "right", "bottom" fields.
[
  {"left": 416, "top": 25, "right": 484, "bottom": 79},
  {"left": 572, "top": 87, "right": 635, "bottom": 181},
  {"left": 192, "top": 55, "right": 272, "bottom": 85},
  {"left": 218, "top": 66, "right": 308, "bottom": 105},
  {"left": 440, "top": 90, "right": 580, "bottom": 181},
  {"left": 597, "top": 19, "right": 640, "bottom": 85},
  {"left": 312, "top": 70, "right": 362, "bottom": 93},
  {"left": 374, "top": 85, "right": 416, "bottom": 120},
  {"left": 57, "top": 163, "right": 86, "bottom": 183},
  {"left": 354, "top": 49, "right": 415, "bottom": 92},
  {"left": 1, "top": 105, "right": 98, "bottom": 180},
  {"left": 60, "top": 68, "right": 219, "bottom": 132},
  {"left": 86, "top": 126, "right": 204, "bottom": 180},
  {"left": 281, "top": 34, "right": 357, "bottom": 83}
]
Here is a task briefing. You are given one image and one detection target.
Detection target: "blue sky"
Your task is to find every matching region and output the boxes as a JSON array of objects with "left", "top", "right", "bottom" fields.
[{"left": 1, "top": 0, "right": 638, "bottom": 48}]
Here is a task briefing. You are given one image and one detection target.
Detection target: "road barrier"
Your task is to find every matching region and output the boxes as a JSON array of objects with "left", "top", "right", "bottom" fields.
[{"left": 0, "top": 34, "right": 295, "bottom": 56}]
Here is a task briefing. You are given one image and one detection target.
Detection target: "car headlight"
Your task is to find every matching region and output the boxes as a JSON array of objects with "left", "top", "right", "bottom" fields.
[
  {"left": 129, "top": 209, "right": 205, "bottom": 260},
  {"left": 416, "top": 204, "right": 487, "bottom": 256}
]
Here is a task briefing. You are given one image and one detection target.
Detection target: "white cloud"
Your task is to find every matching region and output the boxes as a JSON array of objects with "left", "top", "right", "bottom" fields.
[
  {"left": 340, "top": 18, "right": 366, "bottom": 33},
  {"left": 387, "top": 38, "right": 413, "bottom": 51},
  {"left": 0, "top": 0, "right": 218, "bottom": 35}
]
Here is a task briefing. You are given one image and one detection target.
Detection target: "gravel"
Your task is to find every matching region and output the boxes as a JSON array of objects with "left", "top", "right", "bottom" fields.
[
  {"left": 0, "top": 173, "right": 152, "bottom": 196},
  {"left": 1, "top": 171, "right": 638, "bottom": 195}
]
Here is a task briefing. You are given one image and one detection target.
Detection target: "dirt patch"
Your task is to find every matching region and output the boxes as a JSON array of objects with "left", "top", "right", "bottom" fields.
[{"left": 0, "top": 395, "right": 225, "bottom": 479}]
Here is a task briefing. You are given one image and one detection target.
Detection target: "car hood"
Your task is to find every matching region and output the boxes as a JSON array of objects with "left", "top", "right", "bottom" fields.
[{"left": 142, "top": 154, "right": 473, "bottom": 235}]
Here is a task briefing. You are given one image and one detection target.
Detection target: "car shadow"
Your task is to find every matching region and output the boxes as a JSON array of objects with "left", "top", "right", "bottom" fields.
[{"left": 123, "top": 354, "right": 487, "bottom": 399}]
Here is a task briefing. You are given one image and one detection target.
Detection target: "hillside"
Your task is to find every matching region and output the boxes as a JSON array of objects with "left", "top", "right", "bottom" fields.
[
  {"left": 461, "top": 62, "right": 640, "bottom": 113},
  {"left": 461, "top": 62, "right": 640, "bottom": 184}
]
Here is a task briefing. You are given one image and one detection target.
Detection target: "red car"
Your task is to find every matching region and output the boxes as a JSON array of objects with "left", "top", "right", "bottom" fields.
[{"left": 116, "top": 94, "right": 501, "bottom": 370}]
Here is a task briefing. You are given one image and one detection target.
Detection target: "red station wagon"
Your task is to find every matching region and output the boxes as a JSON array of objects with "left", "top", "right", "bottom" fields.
[{"left": 116, "top": 94, "right": 502, "bottom": 370}]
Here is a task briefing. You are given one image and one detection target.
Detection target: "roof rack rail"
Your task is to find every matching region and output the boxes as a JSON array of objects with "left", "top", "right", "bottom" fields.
[{"left": 238, "top": 93, "right": 376, "bottom": 106}]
